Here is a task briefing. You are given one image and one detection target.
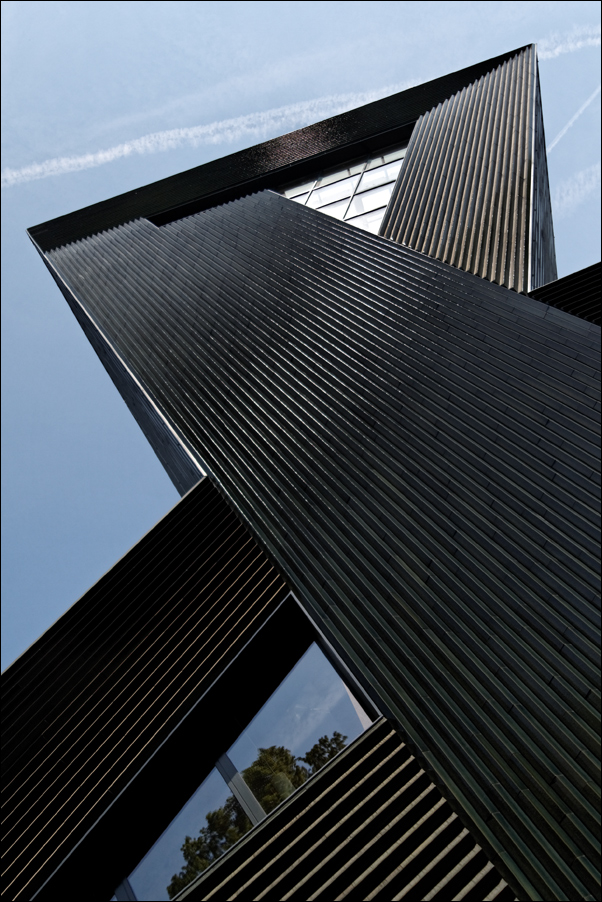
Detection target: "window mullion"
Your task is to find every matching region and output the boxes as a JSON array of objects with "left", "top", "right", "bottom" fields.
[{"left": 216, "top": 753, "right": 267, "bottom": 825}]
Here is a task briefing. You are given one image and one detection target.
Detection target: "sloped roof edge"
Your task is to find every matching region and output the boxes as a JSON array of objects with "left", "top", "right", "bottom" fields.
[{"left": 29, "top": 45, "right": 531, "bottom": 250}]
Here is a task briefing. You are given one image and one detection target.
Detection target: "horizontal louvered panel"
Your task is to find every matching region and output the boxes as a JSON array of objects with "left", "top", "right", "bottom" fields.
[
  {"left": 178, "top": 719, "right": 516, "bottom": 901},
  {"left": 1, "top": 479, "right": 290, "bottom": 900},
  {"left": 43, "top": 191, "right": 600, "bottom": 900},
  {"left": 529, "top": 262, "right": 600, "bottom": 325}
]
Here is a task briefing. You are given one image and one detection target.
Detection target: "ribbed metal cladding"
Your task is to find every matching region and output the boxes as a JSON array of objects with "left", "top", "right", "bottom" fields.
[
  {"left": 178, "top": 718, "right": 517, "bottom": 902},
  {"left": 42, "top": 255, "right": 204, "bottom": 494},
  {"left": 1, "top": 478, "right": 291, "bottom": 901},
  {"left": 380, "top": 46, "right": 555, "bottom": 293},
  {"left": 28, "top": 47, "right": 532, "bottom": 252},
  {"left": 529, "top": 262, "right": 600, "bottom": 325},
  {"left": 40, "top": 192, "right": 600, "bottom": 901}
]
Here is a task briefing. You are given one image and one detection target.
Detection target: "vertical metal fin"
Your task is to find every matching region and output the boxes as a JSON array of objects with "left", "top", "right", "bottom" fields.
[{"left": 381, "top": 45, "right": 556, "bottom": 294}]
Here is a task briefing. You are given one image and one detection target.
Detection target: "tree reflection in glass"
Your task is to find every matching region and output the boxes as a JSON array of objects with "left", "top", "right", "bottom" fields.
[
  {"left": 167, "top": 732, "right": 348, "bottom": 899},
  {"left": 129, "top": 644, "right": 371, "bottom": 900},
  {"left": 228, "top": 644, "right": 370, "bottom": 778},
  {"left": 167, "top": 790, "right": 251, "bottom": 899},
  {"left": 128, "top": 768, "right": 235, "bottom": 902}
]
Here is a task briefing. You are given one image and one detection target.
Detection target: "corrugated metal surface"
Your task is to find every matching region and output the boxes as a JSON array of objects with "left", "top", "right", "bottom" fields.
[
  {"left": 178, "top": 718, "right": 517, "bottom": 901},
  {"left": 42, "top": 191, "right": 600, "bottom": 900},
  {"left": 529, "top": 262, "right": 600, "bottom": 325},
  {"left": 381, "top": 46, "right": 555, "bottom": 293},
  {"left": 1, "top": 479, "right": 291, "bottom": 900},
  {"left": 40, "top": 247, "right": 204, "bottom": 494},
  {"left": 28, "top": 48, "right": 530, "bottom": 252}
]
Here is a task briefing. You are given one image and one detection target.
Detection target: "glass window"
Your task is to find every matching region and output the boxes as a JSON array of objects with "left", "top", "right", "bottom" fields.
[
  {"left": 357, "top": 159, "right": 403, "bottom": 193},
  {"left": 277, "top": 142, "right": 409, "bottom": 234},
  {"left": 314, "top": 162, "right": 365, "bottom": 189},
  {"left": 124, "top": 643, "right": 371, "bottom": 900},
  {"left": 283, "top": 179, "right": 316, "bottom": 198},
  {"left": 345, "top": 183, "right": 395, "bottom": 219},
  {"left": 366, "top": 146, "right": 407, "bottom": 170},
  {"left": 128, "top": 769, "right": 251, "bottom": 901},
  {"left": 315, "top": 198, "right": 350, "bottom": 220},
  {"left": 306, "top": 174, "right": 360, "bottom": 209},
  {"left": 290, "top": 191, "right": 311, "bottom": 206},
  {"left": 228, "top": 643, "right": 370, "bottom": 812},
  {"left": 383, "top": 147, "right": 407, "bottom": 163},
  {"left": 345, "top": 207, "right": 388, "bottom": 234}
]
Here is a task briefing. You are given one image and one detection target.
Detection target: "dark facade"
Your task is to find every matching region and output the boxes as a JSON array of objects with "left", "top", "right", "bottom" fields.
[{"left": 3, "top": 45, "right": 600, "bottom": 902}]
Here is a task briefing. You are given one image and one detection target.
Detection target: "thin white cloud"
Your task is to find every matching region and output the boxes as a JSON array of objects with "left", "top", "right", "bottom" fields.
[
  {"left": 1, "top": 81, "right": 417, "bottom": 190},
  {"left": 539, "top": 23, "right": 601, "bottom": 59},
  {"left": 553, "top": 163, "right": 601, "bottom": 219},
  {"left": 547, "top": 85, "right": 601, "bottom": 152}
]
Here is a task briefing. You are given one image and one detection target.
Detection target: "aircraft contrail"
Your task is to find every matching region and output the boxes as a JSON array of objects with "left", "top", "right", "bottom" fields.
[
  {"left": 538, "top": 23, "right": 600, "bottom": 59},
  {"left": 547, "top": 85, "right": 601, "bottom": 152},
  {"left": 1, "top": 81, "right": 417, "bottom": 189}
]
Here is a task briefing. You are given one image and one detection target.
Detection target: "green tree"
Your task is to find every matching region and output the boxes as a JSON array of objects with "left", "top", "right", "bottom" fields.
[
  {"left": 167, "top": 731, "right": 348, "bottom": 898},
  {"left": 167, "top": 794, "right": 251, "bottom": 898},
  {"left": 297, "top": 731, "right": 348, "bottom": 774},
  {"left": 243, "top": 744, "right": 310, "bottom": 813}
]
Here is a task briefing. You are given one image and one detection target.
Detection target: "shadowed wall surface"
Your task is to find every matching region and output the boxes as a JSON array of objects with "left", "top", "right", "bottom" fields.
[
  {"left": 2, "top": 478, "right": 296, "bottom": 900},
  {"left": 529, "top": 261, "right": 600, "bottom": 325}
]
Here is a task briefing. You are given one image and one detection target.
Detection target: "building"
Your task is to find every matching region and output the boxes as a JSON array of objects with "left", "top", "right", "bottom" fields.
[{"left": 3, "top": 44, "right": 600, "bottom": 902}]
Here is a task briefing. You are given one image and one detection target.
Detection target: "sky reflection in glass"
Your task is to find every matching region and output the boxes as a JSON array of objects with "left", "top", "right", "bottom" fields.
[
  {"left": 128, "top": 768, "right": 239, "bottom": 902},
  {"left": 279, "top": 144, "right": 407, "bottom": 236},
  {"left": 126, "top": 643, "right": 370, "bottom": 900},
  {"left": 227, "top": 643, "right": 370, "bottom": 772}
]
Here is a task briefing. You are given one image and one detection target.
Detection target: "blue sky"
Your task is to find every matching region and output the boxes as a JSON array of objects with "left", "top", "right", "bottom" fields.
[{"left": 2, "top": 1, "right": 600, "bottom": 670}]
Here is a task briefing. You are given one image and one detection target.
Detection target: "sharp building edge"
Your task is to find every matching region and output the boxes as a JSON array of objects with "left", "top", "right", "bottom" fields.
[
  {"left": 381, "top": 46, "right": 558, "bottom": 292},
  {"left": 3, "top": 45, "right": 600, "bottom": 902}
]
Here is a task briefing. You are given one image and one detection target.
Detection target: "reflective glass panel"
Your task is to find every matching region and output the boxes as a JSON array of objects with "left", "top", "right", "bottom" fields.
[
  {"left": 315, "top": 198, "right": 350, "bottom": 220},
  {"left": 345, "top": 183, "right": 395, "bottom": 218},
  {"left": 357, "top": 159, "right": 403, "bottom": 193},
  {"left": 283, "top": 179, "right": 316, "bottom": 198},
  {"left": 314, "top": 162, "right": 365, "bottom": 189},
  {"left": 366, "top": 145, "right": 407, "bottom": 170},
  {"left": 290, "top": 192, "right": 310, "bottom": 205},
  {"left": 306, "top": 175, "right": 360, "bottom": 208},
  {"left": 228, "top": 643, "right": 370, "bottom": 813},
  {"left": 345, "top": 207, "right": 387, "bottom": 233},
  {"left": 128, "top": 768, "right": 251, "bottom": 901}
]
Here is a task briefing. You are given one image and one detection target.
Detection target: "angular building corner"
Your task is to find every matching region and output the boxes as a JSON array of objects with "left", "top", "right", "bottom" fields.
[{"left": 3, "top": 45, "right": 600, "bottom": 902}]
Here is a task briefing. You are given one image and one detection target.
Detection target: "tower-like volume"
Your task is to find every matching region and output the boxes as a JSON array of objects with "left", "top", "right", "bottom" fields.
[{"left": 3, "top": 45, "right": 599, "bottom": 902}]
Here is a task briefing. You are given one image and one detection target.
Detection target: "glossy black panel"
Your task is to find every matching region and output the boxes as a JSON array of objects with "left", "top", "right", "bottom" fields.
[
  {"left": 39, "top": 248, "right": 203, "bottom": 493},
  {"left": 2, "top": 479, "right": 297, "bottom": 900},
  {"left": 42, "top": 191, "right": 600, "bottom": 901},
  {"left": 530, "top": 261, "right": 600, "bottom": 325},
  {"left": 28, "top": 47, "right": 529, "bottom": 251}
]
